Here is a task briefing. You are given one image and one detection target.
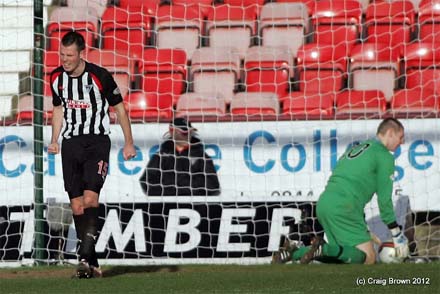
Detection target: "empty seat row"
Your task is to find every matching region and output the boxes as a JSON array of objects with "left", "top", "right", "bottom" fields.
[
  {"left": 45, "top": 0, "right": 440, "bottom": 58},
  {"left": 42, "top": 42, "right": 440, "bottom": 106},
  {"left": 7, "top": 89, "right": 438, "bottom": 124}
]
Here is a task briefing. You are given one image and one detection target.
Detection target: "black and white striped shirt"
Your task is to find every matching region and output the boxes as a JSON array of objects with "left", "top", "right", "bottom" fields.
[{"left": 51, "top": 62, "right": 123, "bottom": 139}]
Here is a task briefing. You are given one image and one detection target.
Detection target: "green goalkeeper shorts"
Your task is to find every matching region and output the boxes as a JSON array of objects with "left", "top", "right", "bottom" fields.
[{"left": 316, "top": 192, "right": 372, "bottom": 247}]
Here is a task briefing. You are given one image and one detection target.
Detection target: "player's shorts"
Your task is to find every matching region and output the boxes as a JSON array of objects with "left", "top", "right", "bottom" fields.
[
  {"left": 61, "top": 135, "right": 110, "bottom": 199},
  {"left": 316, "top": 192, "right": 371, "bottom": 247}
]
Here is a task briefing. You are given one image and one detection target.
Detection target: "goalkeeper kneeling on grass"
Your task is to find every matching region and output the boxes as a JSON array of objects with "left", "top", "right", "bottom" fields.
[{"left": 272, "top": 118, "right": 409, "bottom": 265}]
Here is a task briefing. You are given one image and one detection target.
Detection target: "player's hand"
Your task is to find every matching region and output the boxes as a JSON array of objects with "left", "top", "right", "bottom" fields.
[
  {"left": 47, "top": 142, "right": 60, "bottom": 154},
  {"left": 123, "top": 143, "right": 136, "bottom": 160},
  {"left": 390, "top": 226, "right": 409, "bottom": 258}
]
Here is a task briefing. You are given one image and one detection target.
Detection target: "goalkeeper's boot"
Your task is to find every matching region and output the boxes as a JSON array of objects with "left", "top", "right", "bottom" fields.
[
  {"left": 271, "top": 239, "right": 300, "bottom": 264},
  {"left": 300, "top": 236, "right": 324, "bottom": 264},
  {"left": 76, "top": 259, "right": 92, "bottom": 279}
]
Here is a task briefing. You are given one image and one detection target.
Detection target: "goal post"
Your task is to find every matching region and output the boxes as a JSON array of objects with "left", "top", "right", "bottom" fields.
[{"left": 33, "top": 0, "right": 45, "bottom": 264}]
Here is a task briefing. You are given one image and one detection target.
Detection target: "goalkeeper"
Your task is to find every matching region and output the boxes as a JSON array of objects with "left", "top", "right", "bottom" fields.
[{"left": 273, "top": 118, "right": 409, "bottom": 264}]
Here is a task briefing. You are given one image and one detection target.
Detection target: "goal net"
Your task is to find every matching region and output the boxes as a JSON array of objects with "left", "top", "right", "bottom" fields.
[{"left": 0, "top": 0, "right": 439, "bottom": 266}]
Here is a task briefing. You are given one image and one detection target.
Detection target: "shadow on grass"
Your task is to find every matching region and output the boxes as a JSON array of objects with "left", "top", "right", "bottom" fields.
[{"left": 103, "top": 265, "right": 179, "bottom": 278}]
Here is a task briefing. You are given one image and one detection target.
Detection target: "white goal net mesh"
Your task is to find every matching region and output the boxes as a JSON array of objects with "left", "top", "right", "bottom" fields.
[{"left": 0, "top": 0, "right": 439, "bottom": 265}]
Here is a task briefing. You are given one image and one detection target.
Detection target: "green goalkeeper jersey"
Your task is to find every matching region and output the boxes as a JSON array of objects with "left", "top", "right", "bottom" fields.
[{"left": 323, "top": 139, "right": 396, "bottom": 226}]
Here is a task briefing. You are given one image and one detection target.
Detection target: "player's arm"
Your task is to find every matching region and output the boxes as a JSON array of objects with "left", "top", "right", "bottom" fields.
[
  {"left": 113, "top": 102, "right": 136, "bottom": 160},
  {"left": 376, "top": 153, "right": 408, "bottom": 258},
  {"left": 48, "top": 70, "right": 63, "bottom": 154},
  {"left": 102, "top": 67, "right": 136, "bottom": 161},
  {"left": 376, "top": 153, "right": 396, "bottom": 226},
  {"left": 48, "top": 105, "right": 63, "bottom": 154}
]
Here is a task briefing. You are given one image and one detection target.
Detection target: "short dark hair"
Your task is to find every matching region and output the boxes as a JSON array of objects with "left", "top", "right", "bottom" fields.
[
  {"left": 377, "top": 118, "right": 404, "bottom": 135},
  {"left": 61, "top": 31, "right": 85, "bottom": 52}
]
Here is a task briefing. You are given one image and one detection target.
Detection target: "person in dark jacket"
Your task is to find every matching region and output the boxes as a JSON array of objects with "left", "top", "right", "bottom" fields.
[{"left": 140, "top": 118, "right": 220, "bottom": 196}]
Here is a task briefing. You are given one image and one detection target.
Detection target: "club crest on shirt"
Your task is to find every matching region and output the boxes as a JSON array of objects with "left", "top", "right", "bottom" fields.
[
  {"left": 113, "top": 87, "right": 121, "bottom": 95},
  {"left": 84, "top": 84, "right": 94, "bottom": 93}
]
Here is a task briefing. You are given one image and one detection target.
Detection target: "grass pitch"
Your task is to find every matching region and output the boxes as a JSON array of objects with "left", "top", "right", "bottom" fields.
[{"left": 0, "top": 262, "right": 438, "bottom": 293}]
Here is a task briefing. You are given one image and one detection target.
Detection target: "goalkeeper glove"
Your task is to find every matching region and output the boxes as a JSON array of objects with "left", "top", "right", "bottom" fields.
[{"left": 390, "top": 226, "right": 409, "bottom": 259}]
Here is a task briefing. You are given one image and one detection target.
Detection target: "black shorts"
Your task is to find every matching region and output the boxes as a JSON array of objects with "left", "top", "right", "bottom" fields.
[{"left": 61, "top": 135, "right": 110, "bottom": 199}]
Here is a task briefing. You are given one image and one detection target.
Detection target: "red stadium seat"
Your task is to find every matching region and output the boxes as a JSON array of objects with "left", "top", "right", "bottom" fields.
[
  {"left": 296, "top": 44, "right": 349, "bottom": 94},
  {"left": 86, "top": 50, "right": 135, "bottom": 99},
  {"left": 175, "top": 92, "right": 226, "bottom": 117},
  {"left": 47, "top": 6, "right": 99, "bottom": 51},
  {"left": 281, "top": 92, "right": 335, "bottom": 119},
  {"left": 223, "top": 0, "right": 265, "bottom": 7},
  {"left": 400, "top": 42, "right": 440, "bottom": 92},
  {"left": 349, "top": 43, "right": 400, "bottom": 101},
  {"left": 231, "top": 92, "right": 280, "bottom": 116},
  {"left": 336, "top": 90, "right": 386, "bottom": 118},
  {"left": 274, "top": 0, "right": 317, "bottom": 13},
  {"left": 124, "top": 92, "right": 173, "bottom": 120},
  {"left": 311, "top": 0, "right": 362, "bottom": 47},
  {"left": 190, "top": 47, "right": 241, "bottom": 104},
  {"left": 173, "top": 0, "right": 213, "bottom": 16},
  {"left": 117, "top": 0, "right": 160, "bottom": 15},
  {"left": 244, "top": 46, "right": 293, "bottom": 98},
  {"left": 259, "top": 2, "right": 309, "bottom": 56},
  {"left": 206, "top": 5, "right": 257, "bottom": 59},
  {"left": 43, "top": 51, "right": 61, "bottom": 97},
  {"left": 66, "top": 0, "right": 108, "bottom": 17},
  {"left": 391, "top": 88, "right": 438, "bottom": 116},
  {"left": 139, "top": 48, "right": 187, "bottom": 103},
  {"left": 419, "top": 0, "right": 440, "bottom": 44},
  {"left": 101, "top": 6, "right": 152, "bottom": 58},
  {"left": 365, "top": 1, "right": 415, "bottom": 47},
  {"left": 16, "top": 95, "right": 53, "bottom": 123},
  {"left": 155, "top": 4, "right": 203, "bottom": 59}
]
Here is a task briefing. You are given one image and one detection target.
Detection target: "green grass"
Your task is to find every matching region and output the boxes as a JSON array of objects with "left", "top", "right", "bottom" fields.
[{"left": 0, "top": 263, "right": 439, "bottom": 294}]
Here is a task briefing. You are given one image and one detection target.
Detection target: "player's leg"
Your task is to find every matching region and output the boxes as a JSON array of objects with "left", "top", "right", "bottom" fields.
[
  {"left": 62, "top": 138, "right": 92, "bottom": 277},
  {"left": 292, "top": 194, "right": 370, "bottom": 264},
  {"left": 356, "top": 240, "right": 376, "bottom": 264},
  {"left": 79, "top": 135, "right": 111, "bottom": 277}
]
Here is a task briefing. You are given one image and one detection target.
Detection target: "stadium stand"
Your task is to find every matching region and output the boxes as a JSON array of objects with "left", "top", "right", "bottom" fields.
[
  {"left": 365, "top": 0, "right": 416, "bottom": 47},
  {"left": 16, "top": 95, "right": 53, "bottom": 122},
  {"left": 46, "top": 6, "right": 99, "bottom": 51},
  {"left": 206, "top": 4, "right": 258, "bottom": 59},
  {"left": 124, "top": 91, "right": 173, "bottom": 120},
  {"left": 155, "top": 3, "right": 204, "bottom": 59},
  {"left": 100, "top": 6, "right": 153, "bottom": 58},
  {"left": 401, "top": 42, "right": 440, "bottom": 92},
  {"left": 311, "top": 0, "right": 362, "bottom": 48},
  {"left": 0, "top": 0, "right": 439, "bottom": 123},
  {"left": 349, "top": 43, "right": 400, "bottom": 102},
  {"left": 190, "top": 47, "right": 241, "bottom": 104},
  {"left": 391, "top": 88, "right": 438, "bottom": 116},
  {"left": 139, "top": 48, "right": 187, "bottom": 104},
  {"left": 230, "top": 92, "right": 280, "bottom": 116},
  {"left": 336, "top": 90, "right": 387, "bottom": 118},
  {"left": 259, "top": 2, "right": 309, "bottom": 57},
  {"left": 175, "top": 92, "right": 227, "bottom": 117},
  {"left": 66, "top": 0, "right": 108, "bottom": 18},
  {"left": 296, "top": 43, "right": 348, "bottom": 94},
  {"left": 418, "top": 0, "right": 440, "bottom": 44},
  {"left": 43, "top": 51, "right": 61, "bottom": 97},
  {"left": 114, "top": 0, "right": 160, "bottom": 18},
  {"left": 281, "top": 91, "right": 335, "bottom": 119},
  {"left": 244, "top": 46, "right": 293, "bottom": 98}
]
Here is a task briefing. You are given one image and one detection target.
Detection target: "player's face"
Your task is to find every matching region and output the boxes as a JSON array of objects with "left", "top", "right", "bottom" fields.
[
  {"left": 60, "top": 43, "right": 85, "bottom": 76},
  {"left": 388, "top": 129, "right": 405, "bottom": 152}
]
